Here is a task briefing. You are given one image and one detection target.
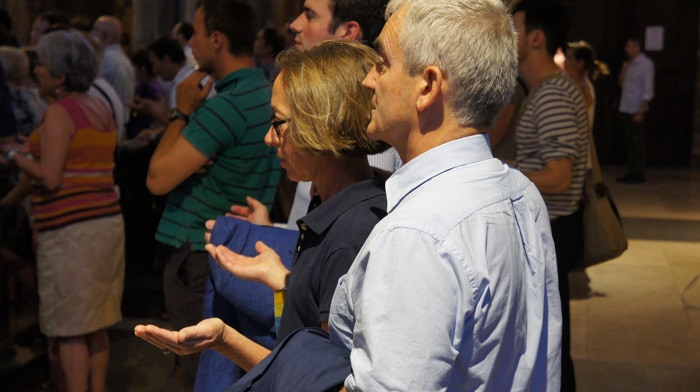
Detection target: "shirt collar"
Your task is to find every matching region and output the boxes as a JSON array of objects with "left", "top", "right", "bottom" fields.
[
  {"left": 630, "top": 52, "right": 647, "bottom": 65},
  {"left": 386, "top": 134, "right": 492, "bottom": 212},
  {"left": 298, "top": 171, "right": 386, "bottom": 235},
  {"left": 214, "top": 68, "right": 265, "bottom": 92}
]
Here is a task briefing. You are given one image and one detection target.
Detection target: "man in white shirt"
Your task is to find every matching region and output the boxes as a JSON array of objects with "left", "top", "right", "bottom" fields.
[
  {"left": 92, "top": 15, "right": 135, "bottom": 120},
  {"left": 328, "top": 0, "right": 562, "bottom": 390},
  {"left": 130, "top": 37, "right": 215, "bottom": 128},
  {"left": 617, "top": 37, "right": 654, "bottom": 184}
]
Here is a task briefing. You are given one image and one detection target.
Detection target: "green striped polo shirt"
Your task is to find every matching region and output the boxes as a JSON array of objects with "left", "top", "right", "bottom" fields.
[{"left": 155, "top": 68, "right": 281, "bottom": 251}]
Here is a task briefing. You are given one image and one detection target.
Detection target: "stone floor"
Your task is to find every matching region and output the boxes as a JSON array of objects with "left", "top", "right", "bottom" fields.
[
  {"left": 569, "top": 165, "right": 700, "bottom": 392},
  {"left": 2, "top": 164, "right": 700, "bottom": 391}
]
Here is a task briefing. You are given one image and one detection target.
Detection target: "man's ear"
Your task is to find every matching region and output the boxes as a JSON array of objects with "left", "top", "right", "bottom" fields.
[
  {"left": 211, "top": 30, "right": 225, "bottom": 51},
  {"left": 334, "top": 21, "right": 362, "bottom": 41},
  {"left": 416, "top": 65, "right": 442, "bottom": 112},
  {"left": 529, "top": 29, "right": 546, "bottom": 50}
]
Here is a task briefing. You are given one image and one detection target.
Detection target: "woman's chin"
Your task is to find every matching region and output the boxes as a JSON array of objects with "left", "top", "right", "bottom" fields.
[{"left": 285, "top": 171, "right": 312, "bottom": 183}]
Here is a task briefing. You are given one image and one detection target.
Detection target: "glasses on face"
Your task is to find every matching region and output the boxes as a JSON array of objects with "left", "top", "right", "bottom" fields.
[{"left": 270, "top": 117, "right": 289, "bottom": 140}]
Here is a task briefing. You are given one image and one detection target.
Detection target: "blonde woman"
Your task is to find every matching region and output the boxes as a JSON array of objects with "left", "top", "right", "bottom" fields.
[
  {"left": 136, "top": 40, "right": 386, "bottom": 376},
  {"left": 564, "top": 40, "right": 609, "bottom": 132}
]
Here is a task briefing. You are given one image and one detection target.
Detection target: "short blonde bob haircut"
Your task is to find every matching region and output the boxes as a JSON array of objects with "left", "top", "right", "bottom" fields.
[{"left": 276, "top": 40, "right": 389, "bottom": 157}]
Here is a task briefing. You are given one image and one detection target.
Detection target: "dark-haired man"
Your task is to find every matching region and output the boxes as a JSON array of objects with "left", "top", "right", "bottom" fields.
[
  {"left": 617, "top": 37, "right": 654, "bottom": 184},
  {"left": 284, "top": 0, "right": 400, "bottom": 227},
  {"left": 289, "top": 0, "right": 387, "bottom": 50},
  {"left": 130, "top": 37, "right": 197, "bottom": 126},
  {"left": 146, "top": 1, "right": 280, "bottom": 389},
  {"left": 512, "top": 1, "right": 589, "bottom": 390}
]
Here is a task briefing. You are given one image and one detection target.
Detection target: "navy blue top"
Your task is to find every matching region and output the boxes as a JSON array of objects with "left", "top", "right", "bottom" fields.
[{"left": 276, "top": 172, "right": 386, "bottom": 342}]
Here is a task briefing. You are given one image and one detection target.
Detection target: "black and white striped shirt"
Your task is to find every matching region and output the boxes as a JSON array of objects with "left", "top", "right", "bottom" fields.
[{"left": 516, "top": 72, "right": 589, "bottom": 219}]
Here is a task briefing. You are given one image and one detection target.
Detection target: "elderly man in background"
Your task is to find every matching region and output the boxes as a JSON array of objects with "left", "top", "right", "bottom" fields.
[{"left": 92, "top": 15, "right": 135, "bottom": 116}]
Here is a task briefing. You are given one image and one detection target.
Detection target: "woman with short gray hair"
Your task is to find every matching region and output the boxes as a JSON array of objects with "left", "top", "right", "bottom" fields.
[{"left": 1, "top": 30, "right": 124, "bottom": 392}]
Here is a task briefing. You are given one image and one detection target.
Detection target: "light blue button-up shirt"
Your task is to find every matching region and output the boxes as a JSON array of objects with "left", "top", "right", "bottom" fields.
[
  {"left": 618, "top": 52, "right": 655, "bottom": 114},
  {"left": 329, "top": 135, "right": 562, "bottom": 391}
]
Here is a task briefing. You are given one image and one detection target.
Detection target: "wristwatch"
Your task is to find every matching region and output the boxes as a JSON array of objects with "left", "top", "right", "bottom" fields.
[{"left": 169, "top": 108, "right": 190, "bottom": 124}]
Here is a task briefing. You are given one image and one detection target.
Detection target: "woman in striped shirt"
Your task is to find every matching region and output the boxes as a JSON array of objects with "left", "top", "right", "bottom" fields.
[{"left": 1, "top": 30, "right": 124, "bottom": 392}]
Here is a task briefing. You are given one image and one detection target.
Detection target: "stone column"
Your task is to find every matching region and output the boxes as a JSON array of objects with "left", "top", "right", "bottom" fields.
[
  {"left": 181, "top": 0, "right": 197, "bottom": 22},
  {"left": 5, "top": 0, "right": 30, "bottom": 46},
  {"left": 694, "top": 7, "right": 700, "bottom": 167},
  {"left": 131, "top": 0, "right": 157, "bottom": 50},
  {"left": 131, "top": 0, "right": 181, "bottom": 51}
]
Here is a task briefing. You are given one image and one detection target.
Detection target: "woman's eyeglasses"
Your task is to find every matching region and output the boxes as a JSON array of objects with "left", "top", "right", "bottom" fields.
[{"left": 271, "top": 117, "right": 289, "bottom": 139}]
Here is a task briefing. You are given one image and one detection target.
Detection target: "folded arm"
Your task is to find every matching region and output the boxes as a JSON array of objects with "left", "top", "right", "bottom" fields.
[
  {"left": 521, "top": 157, "right": 573, "bottom": 195},
  {"left": 146, "top": 119, "right": 210, "bottom": 195},
  {"left": 146, "top": 71, "right": 214, "bottom": 195}
]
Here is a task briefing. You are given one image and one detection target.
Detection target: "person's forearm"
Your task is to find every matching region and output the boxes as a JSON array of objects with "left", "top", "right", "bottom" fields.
[
  {"left": 267, "top": 268, "right": 290, "bottom": 292},
  {"left": 521, "top": 157, "right": 573, "bottom": 195},
  {"left": 151, "top": 119, "right": 187, "bottom": 163},
  {"left": 217, "top": 324, "right": 271, "bottom": 371},
  {"left": 153, "top": 109, "right": 170, "bottom": 126},
  {"left": 146, "top": 119, "right": 187, "bottom": 195},
  {"left": 1, "top": 174, "right": 32, "bottom": 210},
  {"left": 522, "top": 168, "right": 571, "bottom": 194},
  {"left": 12, "top": 154, "right": 52, "bottom": 189}
]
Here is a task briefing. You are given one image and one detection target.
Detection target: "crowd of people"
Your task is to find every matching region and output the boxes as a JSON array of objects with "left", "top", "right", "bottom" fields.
[{"left": 0, "top": 0, "right": 655, "bottom": 391}]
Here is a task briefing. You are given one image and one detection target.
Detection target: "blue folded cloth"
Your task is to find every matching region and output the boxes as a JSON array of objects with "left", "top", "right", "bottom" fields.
[{"left": 194, "top": 216, "right": 298, "bottom": 392}]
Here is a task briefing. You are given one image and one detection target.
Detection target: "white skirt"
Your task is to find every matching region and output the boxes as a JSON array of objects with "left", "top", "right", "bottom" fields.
[{"left": 36, "top": 214, "right": 125, "bottom": 337}]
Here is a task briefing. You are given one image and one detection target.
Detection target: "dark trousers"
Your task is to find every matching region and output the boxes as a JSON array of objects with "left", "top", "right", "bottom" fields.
[
  {"left": 550, "top": 207, "right": 584, "bottom": 392},
  {"left": 161, "top": 243, "right": 211, "bottom": 389},
  {"left": 618, "top": 112, "right": 646, "bottom": 178}
]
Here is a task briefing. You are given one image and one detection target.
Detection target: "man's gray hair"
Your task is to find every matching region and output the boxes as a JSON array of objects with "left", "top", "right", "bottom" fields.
[
  {"left": 387, "top": 0, "right": 517, "bottom": 128},
  {"left": 37, "top": 30, "right": 97, "bottom": 93}
]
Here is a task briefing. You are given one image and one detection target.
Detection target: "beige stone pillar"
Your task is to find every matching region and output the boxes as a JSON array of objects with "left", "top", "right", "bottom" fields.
[{"left": 5, "top": 0, "right": 30, "bottom": 46}]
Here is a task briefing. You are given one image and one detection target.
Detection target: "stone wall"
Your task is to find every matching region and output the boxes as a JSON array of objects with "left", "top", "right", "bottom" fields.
[{"left": 695, "top": 7, "right": 700, "bottom": 167}]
